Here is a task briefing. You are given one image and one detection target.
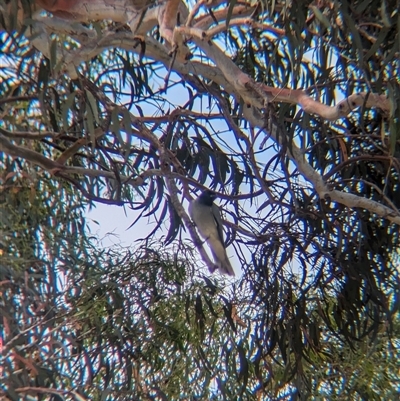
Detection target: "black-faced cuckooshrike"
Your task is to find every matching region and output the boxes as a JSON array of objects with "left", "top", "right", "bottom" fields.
[{"left": 189, "top": 190, "right": 234, "bottom": 276}]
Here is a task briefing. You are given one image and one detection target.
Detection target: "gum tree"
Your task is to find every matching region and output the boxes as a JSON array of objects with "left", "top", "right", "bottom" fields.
[{"left": 1, "top": 0, "right": 399, "bottom": 399}]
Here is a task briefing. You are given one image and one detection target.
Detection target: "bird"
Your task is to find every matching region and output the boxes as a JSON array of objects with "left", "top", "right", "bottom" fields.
[{"left": 188, "top": 190, "right": 235, "bottom": 276}]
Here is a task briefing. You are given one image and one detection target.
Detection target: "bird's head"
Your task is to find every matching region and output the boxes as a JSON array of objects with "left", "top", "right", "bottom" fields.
[{"left": 198, "top": 190, "right": 217, "bottom": 206}]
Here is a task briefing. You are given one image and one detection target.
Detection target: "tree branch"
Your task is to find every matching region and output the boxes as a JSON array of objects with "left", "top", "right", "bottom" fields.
[
  {"left": 0, "top": 133, "right": 144, "bottom": 186},
  {"left": 243, "top": 107, "right": 400, "bottom": 225}
]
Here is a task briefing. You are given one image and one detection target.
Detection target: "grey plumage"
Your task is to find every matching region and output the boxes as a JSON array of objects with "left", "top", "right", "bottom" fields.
[{"left": 189, "top": 190, "right": 235, "bottom": 276}]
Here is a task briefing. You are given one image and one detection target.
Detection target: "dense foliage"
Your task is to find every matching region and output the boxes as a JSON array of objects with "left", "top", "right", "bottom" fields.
[{"left": 1, "top": 0, "right": 399, "bottom": 399}]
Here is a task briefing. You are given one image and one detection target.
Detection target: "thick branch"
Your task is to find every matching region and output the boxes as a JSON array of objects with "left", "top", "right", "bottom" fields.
[
  {"left": 193, "top": 4, "right": 256, "bottom": 30},
  {"left": 203, "top": 17, "right": 285, "bottom": 38},
  {"left": 0, "top": 127, "right": 57, "bottom": 140},
  {"left": 23, "top": 3, "right": 391, "bottom": 119},
  {"left": 178, "top": 27, "right": 390, "bottom": 118}
]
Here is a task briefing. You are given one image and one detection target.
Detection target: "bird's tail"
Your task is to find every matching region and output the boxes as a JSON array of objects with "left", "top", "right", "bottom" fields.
[
  {"left": 210, "top": 249, "right": 235, "bottom": 276},
  {"left": 218, "top": 259, "right": 235, "bottom": 276}
]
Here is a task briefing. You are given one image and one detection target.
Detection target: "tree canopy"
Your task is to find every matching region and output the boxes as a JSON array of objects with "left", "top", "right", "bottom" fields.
[{"left": 1, "top": 0, "right": 399, "bottom": 399}]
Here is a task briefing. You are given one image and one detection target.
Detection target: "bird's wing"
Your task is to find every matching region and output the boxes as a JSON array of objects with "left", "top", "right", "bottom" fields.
[{"left": 211, "top": 203, "right": 225, "bottom": 247}]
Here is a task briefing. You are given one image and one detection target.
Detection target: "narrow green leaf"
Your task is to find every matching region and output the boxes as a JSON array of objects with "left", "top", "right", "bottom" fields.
[
  {"left": 49, "top": 38, "right": 58, "bottom": 72},
  {"left": 85, "top": 106, "right": 95, "bottom": 151},
  {"left": 85, "top": 89, "right": 100, "bottom": 124},
  {"left": 310, "top": 6, "right": 331, "bottom": 30},
  {"left": 226, "top": 0, "right": 238, "bottom": 29}
]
